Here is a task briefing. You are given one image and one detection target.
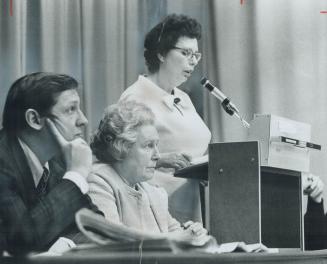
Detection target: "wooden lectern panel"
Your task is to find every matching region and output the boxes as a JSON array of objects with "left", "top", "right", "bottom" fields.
[
  {"left": 261, "top": 166, "right": 302, "bottom": 248},
  {"left": 209, "top": 141, "right": 261, "bottom": 244},
  {"left": 209, "top": 142, "right": 303, "bottom": 249}
]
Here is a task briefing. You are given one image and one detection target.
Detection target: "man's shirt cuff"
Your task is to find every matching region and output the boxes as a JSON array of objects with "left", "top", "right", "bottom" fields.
[{"left": 63, "top": 171, "right": 89, "bottom": 194}]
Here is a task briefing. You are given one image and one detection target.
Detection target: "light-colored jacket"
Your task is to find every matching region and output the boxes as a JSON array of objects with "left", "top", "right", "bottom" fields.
[{"left": 88, "top": 162, "right": 182, "bottom": 233}]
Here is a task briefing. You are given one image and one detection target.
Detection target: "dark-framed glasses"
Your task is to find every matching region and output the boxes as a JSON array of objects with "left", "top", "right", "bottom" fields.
[{"left": 172, "top": 46, "right": 202, "bottom": 62}]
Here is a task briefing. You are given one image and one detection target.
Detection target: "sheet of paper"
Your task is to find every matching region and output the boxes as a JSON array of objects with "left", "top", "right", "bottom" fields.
[{"left": 190, "top": 154, "right": 208, "bottom": 165}]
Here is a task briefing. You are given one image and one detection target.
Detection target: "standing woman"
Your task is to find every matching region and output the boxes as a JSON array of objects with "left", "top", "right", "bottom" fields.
[{"left": 120, "top": 14, "right": 211, "bottom": 223}]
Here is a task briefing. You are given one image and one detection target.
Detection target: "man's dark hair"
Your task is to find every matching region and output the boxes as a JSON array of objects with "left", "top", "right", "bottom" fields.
[
  {"left": 144, "top": 14, "right": 202, "bottom": 73},
  {"left": 2, "top": 72, "right": 78, "bottom": 134}
]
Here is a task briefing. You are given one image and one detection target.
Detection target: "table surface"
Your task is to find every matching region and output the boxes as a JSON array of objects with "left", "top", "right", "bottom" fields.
[{"left": 3, "top": 248, "right": 327, "bottom": 264}]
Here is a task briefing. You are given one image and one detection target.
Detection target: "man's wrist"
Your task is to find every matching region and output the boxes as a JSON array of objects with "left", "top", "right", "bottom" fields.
[
  {"left": 63, "top": 171, "right": 89, "bottom": 194},
  {"left": 311, "top": 195, "right": 323, "bottom": 204}
]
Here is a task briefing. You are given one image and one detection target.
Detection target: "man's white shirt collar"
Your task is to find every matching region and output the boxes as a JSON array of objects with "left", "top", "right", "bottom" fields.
[{"left": 18, "top": 138, "right": 49, "bottom": 187}]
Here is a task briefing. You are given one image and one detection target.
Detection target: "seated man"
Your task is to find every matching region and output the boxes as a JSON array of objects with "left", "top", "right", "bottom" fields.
[
  {"left": 0, "top": 72, "right": 101, "bottom": 255},
  {"left": 304, "top": 173, "right": 327, "bottom": 250}
]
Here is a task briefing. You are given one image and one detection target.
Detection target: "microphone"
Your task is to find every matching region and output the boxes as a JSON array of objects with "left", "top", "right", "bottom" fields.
[
  {"left": 200, "top": 77, "right": 250, "bottom": 128},
  {"left": 201, "top": 77, "right": 240, "bottom": 115}
]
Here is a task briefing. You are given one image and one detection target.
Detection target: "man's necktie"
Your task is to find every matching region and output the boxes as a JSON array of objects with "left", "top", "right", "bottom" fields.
[{"left": 37, "top": 167, "right": 50, "bottom": 196}]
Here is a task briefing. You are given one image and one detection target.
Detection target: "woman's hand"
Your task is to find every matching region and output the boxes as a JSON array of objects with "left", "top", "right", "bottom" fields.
[
  {"left": 182, "top": 221, "right": 208, "bottom": 237},
  {"left": 303, "top": 173, "right": 324, "bottom": 203},
  {"left": 168, "top": 221, "right": 209, "bottom": 245},
  {"left": 156, "top": 152, "right": 191, "bottom": 170}
]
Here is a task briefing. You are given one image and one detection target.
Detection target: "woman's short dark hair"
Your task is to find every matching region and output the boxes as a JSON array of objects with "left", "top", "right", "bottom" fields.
[
  {"left": 144, "top": 14, "right": 202, "bottom": 73},
  {"left": 2, "top": 72, "right": 78, "bottom": 134},
  {"left": 91, "top": 100, "right": 155, "bottom": 163}
]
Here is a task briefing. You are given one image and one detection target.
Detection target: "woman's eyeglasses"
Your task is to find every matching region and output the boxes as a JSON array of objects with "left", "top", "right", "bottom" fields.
[{"left": 172, "top": 46, "right": 202, "bottom": 62}]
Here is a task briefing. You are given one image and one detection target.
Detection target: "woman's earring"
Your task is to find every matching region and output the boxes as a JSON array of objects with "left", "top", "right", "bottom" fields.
[
  {"left": 105, "top": 134, "right": 113, "bottom": 143},
  {"left": 158, "top": 54, "right": 165, "bottom": 63}
]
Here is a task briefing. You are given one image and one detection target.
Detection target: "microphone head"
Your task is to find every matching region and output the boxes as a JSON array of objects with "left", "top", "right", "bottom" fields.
[
  {"left": 200, "top": 77, "right": 208, "bottom": 85},
  {"left": 200, "top": 77, "right": 214, "bottom": 92}
]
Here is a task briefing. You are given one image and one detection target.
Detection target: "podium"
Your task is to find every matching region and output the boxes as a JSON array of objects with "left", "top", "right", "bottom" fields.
[
  {"left": 174, "top": 140, "right": 304, "bottom": 249},
  {"left": 208, "top": 141, "right": 303, "bottom": 249}
]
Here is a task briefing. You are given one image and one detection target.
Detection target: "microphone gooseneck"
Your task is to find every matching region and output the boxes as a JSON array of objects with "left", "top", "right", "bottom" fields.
[{"left": 201, "top": 77, "right": 250, "bottom": 128}]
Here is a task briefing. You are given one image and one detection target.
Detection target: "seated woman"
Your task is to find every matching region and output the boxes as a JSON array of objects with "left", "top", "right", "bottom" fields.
[{"left": 87, "top": 100, "right": 208, "bottom": 240}]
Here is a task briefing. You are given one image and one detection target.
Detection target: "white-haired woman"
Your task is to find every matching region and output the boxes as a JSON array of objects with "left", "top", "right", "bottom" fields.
[{"left": 87, "top": 100, "right": 208, "bottom": 240}]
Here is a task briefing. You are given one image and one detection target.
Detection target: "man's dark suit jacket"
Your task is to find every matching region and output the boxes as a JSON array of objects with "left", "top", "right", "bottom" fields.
[
  {"left": 0, "top": 130, "right": 100, "bottom": 255},
  {"left": 305, "top": 198, "right": 327, "bottom": 250}
]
